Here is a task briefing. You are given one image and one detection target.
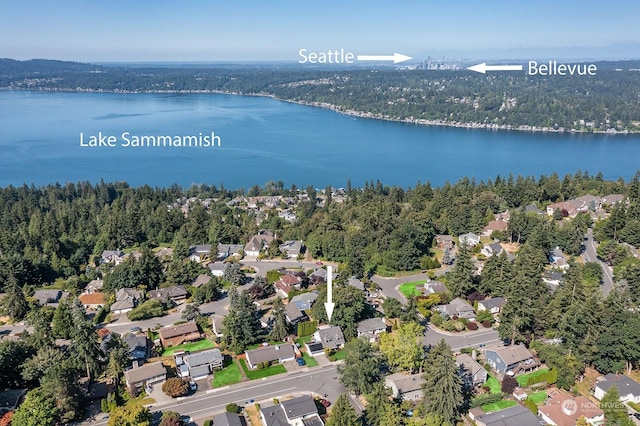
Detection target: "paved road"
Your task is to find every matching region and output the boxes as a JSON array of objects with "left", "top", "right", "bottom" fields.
[
  {"left": 241, "top": 259, "right": 337, "bottom": 276},
  {"left": 582, "top": 228, "right": 615, "bottom": 296},
  {"left": 82, "top": 364, "right": 348, "bottom": 426},
  {"left": 371, "top": 267, "right": 452, "bottom": 303}
]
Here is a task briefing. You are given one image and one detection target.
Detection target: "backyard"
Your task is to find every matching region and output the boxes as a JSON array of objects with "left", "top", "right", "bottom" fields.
[
  {"left": 516, "top": 368, "right": 550, "bottom": 387},
  {"left": 486, "top": 375, "right": 501, "bottom": 394},
  {"left": 161, "top": 339, "right": 215, "bottom": 356},
  {"left": 481, "top": 399, "right": 517, "bottom": 413},
  {"left": 527, "top": 391, "right": 548, "bottom": 405}
]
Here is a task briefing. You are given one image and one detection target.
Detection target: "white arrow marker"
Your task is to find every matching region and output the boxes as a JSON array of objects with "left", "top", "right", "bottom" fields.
[
  {"left": 467, "top": 63, "right": 523, "bottom": 74},
  {"left": 324, "top": 265, "right": 335, "bottom": 321},
  {"left": 357, "top": 53, "right": 413, "bottom": 64}
]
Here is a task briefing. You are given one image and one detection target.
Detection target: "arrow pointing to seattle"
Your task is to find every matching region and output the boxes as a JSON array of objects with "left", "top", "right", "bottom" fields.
[
  {"left": 467, "top": 63, "right": 523, "bottom": 74},
  {"left": 324, "top": 265, "right": 335, "bottom": 321},
  {"left": 357, "top": 53, "right": 413, "bottom": 64}
]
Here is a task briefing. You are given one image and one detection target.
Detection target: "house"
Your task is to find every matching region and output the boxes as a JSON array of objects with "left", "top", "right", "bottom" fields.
[
  {"left": 124, "top": 334, "right": 150, "bottom": 368},
  {"left": 313, "top": 325, "right": 345, "bottom": 350},
  {"left": 124, "top": 361, "right": 166, "bottom": 391},
  {"left": 259, "top": 395, "right": 323, "bottom": 426},
  {"left": 213, "top": 412, "right": 243, "bottom": 426},
  {"left": 524, "top": 203, "right": 544, "bottom": 215},
  {"left": 347, "top": 277, "right": 365, "bottom": 291},
  {"left": 85, "top": 279, "right": 104, "bottom": 293},
  {"left": 158, "top": 322, "right": 202, "bottom": 347},
  {"left": 459, "top": 232, "right": 480, "bottom": 247},
  {"left": 309, "top": 267, "right": 337, "bottom": 284},
  {"left": 483, "top": 220, "right": 508, "bottom": 236},
  {"left": 538, "top": 387, "right": 603, "bottom": 426},
  {"left": 289, "top": 291, "right": 318, "bottom": 311},
  {"left": 423, "top": 280, "right": 448, "bottom": 295},
  {"left": 32, "top": 289, "right": 68, "bottom": 306},
  {"left": 112, "top": 288, "right": 142, "bottom": 314},
  {"left": 101, "top": 250, "right": 124, "bottom": 265},
  {"left": 217, "top": 243, "right": 244, "bottom": 260},
  {"left": 477, "top": 297, "right": 506, "bottom": 314},
  {"left": 384, "top": 372, "right": 425, "bottom": 401},
  {"left": 78, "top": 293, "right": 105, "bottom": 310},
  {"left": 543, "top": 271, "right": 564, "bottom": 291},
  {"left": 485, "top": 345, "right": 540, "bottom": 375},
  {"left": 188, "top": 244, "right": 212, "bottom": 262},
  {"left": 191, "top": 274, "right": 210, "bottom": 288},
  {"left": 279, "top": 240, "right": 304, "bottom": 259},
  {"left": 0, "top": 389, "right": 27, "bottom": 414},
  {"left": 594, "top": 373, "right": 640, "bottom": 403},
  {"left": 155, "top": 247, "right": 174, "bottom": 259},
  {"left": 176, "top": 348, "right": 224, "bottom": 381},
  {"left": 601, "top": 194, "right": 625, "bottom": 207},
  {"left": 549, "top": 246, "right": 569, "bottom": 269},
  {"left": 275, "top": 274, "right": 303, "bottom": 298},
  {"left": 244, "top": 344, "right": 296, "bottom": 369},
  {"left": 436, "top": 298, "right": 475, "bottom": 320},
  {"left": 244, "top": 231, "right": 274, "bottom": 257},
  {"left": 285, "top": 303, "right": 306, "bottom": 325},
  {"left": 278, "top": 210, "right": 298, "bottom": 223},
  {"left": 547, "top": 201, "right": 576, "bottom": 217},
  {"left": 456, "top": 353, "right": 487, "bottom": 388},
  {"left": 435, "top": 234, "right": 455, "bottom": 249},
  {"left": 208, "top": 262, "right": 226, "bottom": 277},
  {"left": 357, "top": 318, "right": 388, "bottom": 342},
  {"left": 473, "top": 404, "right": 540, "bottom": 426},
  {"left": 481, "top": 242, "right": 503, "bottom": 257},
  {"left": 148, "top": 285, "right": 189, "bottom": 305}
]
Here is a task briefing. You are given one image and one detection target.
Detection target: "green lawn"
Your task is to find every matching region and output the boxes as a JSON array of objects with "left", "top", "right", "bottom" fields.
[
  {"left": 516, "top": 368, "right": 549, "bottom": 387},
  {"left": 212, "top": 361, "right": 242, "bottom": 387},
  {"left": 398, "top": 281, "right": 426, "bottom": 298},
  {"left": 161, "top": 339, "right": 215, "bottom": 356},
  {"left": 628, "top": 401, "right": 640, "bottom": 412},
  {"left": 329, "top": 349, "right": 347, "bottom": 361},
  {"left": 302, "top": 353, "right": 319, "bottom": 367},
  {"left": 239, "top": 358, "right": 287, "bottom": 380},
  {"left": 295, "top": 335, "right": 313, "bottom": 346},
  {"left": 482, "top": 399, "right": 517, "bottom": 413},
  {"left": 527, "top": 391, "right": 548, "bottom": 405},
  {"left": 486, "top": 375, "right": 502, "bottom": 394}
]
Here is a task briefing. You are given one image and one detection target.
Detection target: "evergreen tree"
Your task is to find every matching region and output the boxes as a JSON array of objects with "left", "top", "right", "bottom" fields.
[
  {"left": 326, "top": 394, "right": 359, "bottom": 426},
  {"left": 448, "top": 242, "right": 475, "bottom": 297},
  {"left": 70, "top": 299, "right": 102, "bottom": 379},
  {"left": 478, "top": 251, "right": 512, "bottom": 296},
  {"left": 364, "top": 382, "right": 392, "bottom": 426},
  {"left": 222, "top": 290, "right": 262, "bottom": 353},
  {"left": 422, "top": 340, "right": 463, "bottom": 426},
  {"left": 0, "top": 273, "right": 29, "bottom": 320},
  {"left": 269, "top": 298, "right": 289, "bottom": 342},
  {"left": 337, "top": 338, "right": 382, "bottom": 396},
  {"left": 52, "top": 299, "right": 74, "bottom": 339},
  {"left": 601, "top": 386, "right": 629, "bottom": 425}
]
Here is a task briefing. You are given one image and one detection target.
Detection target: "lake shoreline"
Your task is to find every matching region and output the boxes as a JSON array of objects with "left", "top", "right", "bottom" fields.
[{"left": 2, "top": 87, "right": 632, "bottom": 135}]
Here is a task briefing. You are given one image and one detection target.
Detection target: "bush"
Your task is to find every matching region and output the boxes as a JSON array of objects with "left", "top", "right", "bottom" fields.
[
  {"left": 431, "top": 311, "right": 444, "bottom": 327},
  {"left": 226, "top": 403, "right": 241, "bottom": 413},
  {"left": 93, "top": 306, "right": 108, "bottom": 324},
  {"left": 501, "top": 376, "right": 518, "bottom": 394},
  {"left": 524, "top": 397, "right": 538, "bottom": 414},
  {"left": 467, "top": 322, "right": 478, "bottom": 330},
  {"left": 476, "top": 310, "right": 493, "bottom": 323},
  {"left": 482, "top": 320, "right": 493, "bottom": 328},
  {"left": 127, "top": 299, "right": 166, "bottom": 321},
  {"left": 162, "top": 377, "right": 190, "bottom": 398},
  {"left": 471, "top": 392, "right": 505, "bottom": 408},
  {"left": 204, "top": 421, "right": 212, "bottom": 426}
]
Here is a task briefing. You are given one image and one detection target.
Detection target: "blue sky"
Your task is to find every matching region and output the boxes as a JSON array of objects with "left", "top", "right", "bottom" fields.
[{"left": 2, "top": 0, "right": 639, "bottom": 61}]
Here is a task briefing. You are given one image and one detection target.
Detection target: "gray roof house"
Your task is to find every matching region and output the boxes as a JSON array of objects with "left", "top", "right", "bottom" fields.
[
  {"left": 477, "top": 297, "right": 506, "bottom": 314},
  {"left": 148, "top": 285, "right": 188, "bottom": 305},
  {"left": 217, "top": 243, "right": 244, "bottom": 260},
  {"left": 423, "top": 280, "right": 448, "bottom": 295},
  {"left": 456, "top": 353, "right": 487, "bottom": 388},
  {"left": 112, "top": 288, "right": 142, "bottom": 314},
  {"left": 279, "top": 240, "right": 304, "bottom": 259},
  {"left": 124, "top": 361, "right": 166, "bottom": 390},
  {"left": 176, "top": 348, "right": 224, "bottom": 381},
  {"left": 124, "top": 334, "right": 150, "bottom": 367},
  {"left": 213, "top": 412, "right": 243, "bottom": 426},
  {"left": 101, "top": 250, "right": 124, "bottom": 264},
  {"left": 189, "top": 244, "right": 212, "bottom": 262},
  {"left": 385, "top": 372, "right": 425, "bottom": 401},
  {"left": 289, "top": 291, "right": 318, "bottom": 311},
  {"left": 481, "top": 242, "right": 503, "bottom": 257},
  {"left": 347, "top": 276, "right": 365, "bottom": 291},
  {"left": 485, "top": 345, "right": 540, "bottom": 375},
  {"left": 473, "top": 404, "right": 540, "bottom": 426},
  {"left": 285, "top": 303, "right": 307, "bottom": 325},
  {"left": 191, "top": 274, "right": 211, "bottom": 288},
  {"left": 459, "top": 232, "right": 481, "bottom": 247},
  {"left": 244, "top": 344, "right": 296, "bottom": 369},
  {"left": 313, "top": 325, "right": 345, "bottom": 350},
  {"left": 33, "top": 289, "right": 68, "bottom": 306},
  {"left": 260, "top": 395, "right": 323, "bottom": 426},
  {"left": 436, "top": 298, "right": 475, "bottom": 320},
  {"left": 357, "top": 318, "right": 388, "bottom": 341},
  {"left": 594, "top": 373, "right": 640, "bottom": 403}
]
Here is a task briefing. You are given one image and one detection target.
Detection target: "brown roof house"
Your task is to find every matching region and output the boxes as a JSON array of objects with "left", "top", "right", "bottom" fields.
[
  {"left": 148, "top": 285, "right": 189, "bottom": 305},
  {"left": 78, "top": 293, "right": 105, "bottom": 311},
  {"left": 539, "top": 387, "right": 604, "bottom": 426},
  {"left": 159, "top": 322, "right": 202, "bottom": 347},
  {"left": 274, "top": 274, "right": 303, "bottom": 298},
  {"left": 124, "top": 361, "right": 167, "bottom": 391}
]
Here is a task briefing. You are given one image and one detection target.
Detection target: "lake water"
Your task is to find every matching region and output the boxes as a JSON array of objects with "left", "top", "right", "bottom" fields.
[{"left": 1, "top": 91, "right": 639, "bottom": 189}]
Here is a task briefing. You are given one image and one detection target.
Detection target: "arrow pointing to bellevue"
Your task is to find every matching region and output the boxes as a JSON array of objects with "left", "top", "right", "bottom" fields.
[
  {"left": 324, "top": 265, "right": 335, "bottom": 321},
  {"left": 357, "top": 53, "right": 413, "bottom": 64},
  {"left": 467, "top": 63, "right": 523, "bottom": 74}
]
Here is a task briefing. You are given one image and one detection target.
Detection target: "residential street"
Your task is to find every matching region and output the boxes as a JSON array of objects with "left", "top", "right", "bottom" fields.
[{"left": 582, "top": 228, "right": 615, "bottom": 296}]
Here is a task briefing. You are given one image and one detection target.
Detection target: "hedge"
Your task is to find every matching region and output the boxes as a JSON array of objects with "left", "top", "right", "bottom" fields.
[{"left": 471, "top": 392, "right": 505, "bottom": 408}]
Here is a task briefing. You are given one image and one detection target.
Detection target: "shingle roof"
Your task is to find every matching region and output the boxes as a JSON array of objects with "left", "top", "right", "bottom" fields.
[
  {"left": 285, "top": 303, "right": 305, "bottom": 322},
  {"left": 280, "top": 395, "right": 318, "bottom": 419},
  {"left": 479, "top": 297, "right": 506, "bottom": 310},
  {"left": 597, "top": 373, "right": 640, "bottom": 397},
  {"left": 456, "top": 353, "right": 484, "bottom": 377},
  {"left": 245, "top": 344, "right": 295, "bottom": 366},
  {"left": 159, "top": 322, "right": 199, "bottom": 339},
  {"left": 489, "top": 345, "right": 534, "bottom": 365},
  {"left": 213, "top": 412, "right": 243, "bottom": 426},
  {"left": 289, "top": 292, "right": 318, "bottom": 310},
  {"left": 317, "top": 326, "right": 345, "bottom": 349},
  {"left": 124, "top": 361, "right": 166, "bottom": 385},
  {"left": 357, "top": 317, "right": 387, "bottom": 334},
  {"left": 110, "top": 299, "right": 135, "bottom": 311},
  {"left": 186, "top": 348, "right": 223, "bottom": 367},
  {"left": 385, "top": 372, "right": 425, "bottom": 394},
  {"left": 474, "top": 404, "right": 540, "bottom": 426}
]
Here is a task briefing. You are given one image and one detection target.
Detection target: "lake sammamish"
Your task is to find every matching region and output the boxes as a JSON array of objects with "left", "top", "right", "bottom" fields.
[{"left": 1, "top": 91, "right": 639, "bottom": 188}]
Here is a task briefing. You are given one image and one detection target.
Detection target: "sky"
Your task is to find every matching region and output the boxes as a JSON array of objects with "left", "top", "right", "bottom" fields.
[{"left": 2, "top": 0, "right": 640, "bottom": 62}]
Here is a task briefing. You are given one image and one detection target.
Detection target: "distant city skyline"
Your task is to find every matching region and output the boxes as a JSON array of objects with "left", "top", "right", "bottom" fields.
[{"left": 2, "top": 1, "right": 640, "bottom": 62}]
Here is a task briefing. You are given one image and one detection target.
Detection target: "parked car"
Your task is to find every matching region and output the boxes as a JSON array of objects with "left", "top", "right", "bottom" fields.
[
  {"left": 189, "top": 382, "right": 197, "bottom": 391},
  {"left": 321, "top": 398, "right": 331, "bottom": 407},
  {"left": 129, "top": 326, "right": 142, "bottom": 333},
  {"left": 296, "top": 357, "right": 306, "bottom": 366}
]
